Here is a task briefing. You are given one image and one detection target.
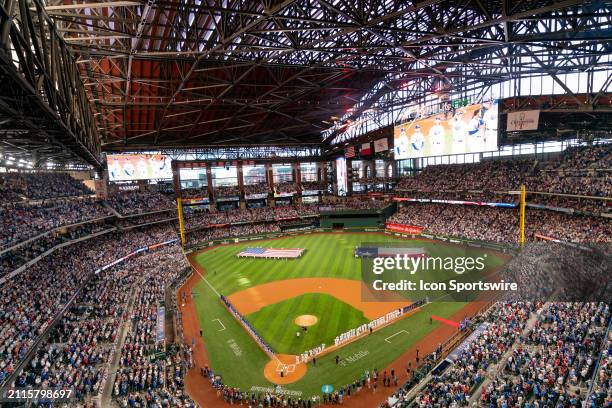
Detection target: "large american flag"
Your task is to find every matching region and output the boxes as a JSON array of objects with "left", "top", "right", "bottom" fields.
[{"left": 237, "top": 247, "right": 304, "bottom": 259}]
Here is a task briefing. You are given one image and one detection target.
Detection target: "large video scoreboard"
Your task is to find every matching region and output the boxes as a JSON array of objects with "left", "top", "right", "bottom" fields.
[{"left": 394, "top": 100, "right": 498, "bottom": 159}]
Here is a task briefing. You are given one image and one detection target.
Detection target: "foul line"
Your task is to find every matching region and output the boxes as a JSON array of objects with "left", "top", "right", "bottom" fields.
[
  {"left": 203, "top": 277, "right": 221, "bottom": 297},
  {"left": 193, "top": 264, "right": 282, "bottom": 364},
  {"left": 385, "top": 330, "right": 409, "bottom": 343},
  {"left": 193, "top": 266, "right": 221, "bottom": 297},
  {"left": 212, "top": 318, "right": 226, "bottom": 331}
]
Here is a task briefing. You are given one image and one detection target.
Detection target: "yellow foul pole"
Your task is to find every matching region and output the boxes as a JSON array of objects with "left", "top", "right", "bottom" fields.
[
  {"left": 177, "top": 197, "right": 186, "bottom": 248},
  {"left": 519, "top": 184, "right": 526, "bottom": 247}
]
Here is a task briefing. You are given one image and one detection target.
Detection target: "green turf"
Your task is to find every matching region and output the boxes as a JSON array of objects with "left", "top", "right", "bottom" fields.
[
  {"left": 246, "top": 294, "right": 369, "bottom": 355},
  {"left": 195, "top": 232, "right": 506, "bottom": 297},
  {"left": 191, "top": 232, "right": 509, "bottom": 397}
]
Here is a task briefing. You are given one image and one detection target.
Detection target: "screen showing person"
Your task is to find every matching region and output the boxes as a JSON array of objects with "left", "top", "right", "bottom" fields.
[
  {"left": 393, "top": 100, "right": 498, "bottom": 159},
  {"left": 411, "top": 124, "right": 425, "bottom": 155},
  {"left": 482, "top": 99, "right": 498, "bottom": 151},
  {"left": 123, "top": 159, "right": 135, "bottom": 178},
  {"left": 395, "top": 126, "right": 409, "bottom": 158},
  {"left": 136, "top": 156, "right": 149, "bottom": 179},
  {"left": 428, "top": 116, "right": 446, "bottom": 156},
  {"left": 467, "top": 109, "right": 485, "bottom": 153},
  {"left": 109, "top": 157, "right": 122, "bottom": 180},
  {"left": 107, "top": 154, "right": 172, "bottom": 181},
  {"left": 451, "top": 109, "right": 468, "bottom": 153},
  {"left": 150, "top": 156, "right": 164, "bottom": 179}
]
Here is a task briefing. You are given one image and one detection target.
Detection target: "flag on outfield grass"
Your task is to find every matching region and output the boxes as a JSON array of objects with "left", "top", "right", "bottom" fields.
[
  {"left": 237, "top": 247, "right": 304, "bottom": 258},
  {"left": 345, "top": 146, "right": 355, "bottom": 158}
]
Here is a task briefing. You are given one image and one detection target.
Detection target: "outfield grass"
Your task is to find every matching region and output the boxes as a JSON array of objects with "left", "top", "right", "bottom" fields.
[
  {"left": 246, "top": 294, "right": 369, "bottom": 355},
  {"left": 195, "top": 232, "right": 506, "bottom": 296},
  {"left": 194, "top": 274, "right": 467, "bottom": 397},
  {"left": 191, "top": 232, "right": 508, "bottom": 397}
]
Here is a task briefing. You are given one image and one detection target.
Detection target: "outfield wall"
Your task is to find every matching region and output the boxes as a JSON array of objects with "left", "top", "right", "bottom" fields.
[
  {"left": 185, "top": 227, "right": 515, "bottom": 256},
  {"left": 318, "top": 203, "right": 396, "bottom": 229},
  {"left": 319, "top": 215, "right": 381, "bottom": 228}
]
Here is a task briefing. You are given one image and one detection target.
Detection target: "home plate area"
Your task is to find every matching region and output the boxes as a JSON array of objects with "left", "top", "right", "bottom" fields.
[
  {"left": 276, "top": 361, "right": 296, "bottom": 375},
  {"left": 263, "top": 354, "right": 307, "bottom": 384}
]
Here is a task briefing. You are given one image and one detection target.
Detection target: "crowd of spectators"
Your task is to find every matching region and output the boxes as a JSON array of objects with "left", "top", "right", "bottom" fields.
[
  {"left": 0, "top": 175, "right": 25, "bottom": 203},
  {"left": 117, "top": 209, "right": 177, "bottom": 229},
  {"left": 389, "top": 204, "right": 520, "bottom": 243},
  {"left": 552, "top": 144, "right": 612, "bottom": 170},
  {"left": 527, "top": 209, "right": 611, "bottom": 243},
  {"left": 390, "top": 300, "right": 609, "bottom": 408},
  {"left": 320, "top": 197, "right": 390, "bottom": 211},
  {"left": 0, "top": 225, "right": 174, "bottom": 388},
  {"left": 0, "top": 222, "right": 113, "bottom": 278},
  {"left": 0, "top": 172, "right": 93, "bottom": 202},
  {"left": 389, "top": 203, "right": 611, "bottom": 244},
  {"left": 395, "top": 144, "right": 611, "bottom": 197},
  {"left": 300, "top": 181, "right": 327, "bottom": 191},
  {"left": 13, "top": 253, "right": 137, "bottom": 401},
  {"left": 407, "top": 302, "right": 537, "bottom": 407},
  {"left": 528, "top": 195, "right": 611, "bottom": 215},
  {"left": 0, "top": 199, "right": 112, "bottom": 250},
  {"left": 243, "top": 184, "right": 271, "bottom": 195},
  {"left": 182, "top": 182, "right": 321, "bottom": 198},
  {"left": 184, "top": 205, "right": 319, "bottom": 231},
  {"left": 185, "top": 207, "right": 275, "bottom": 229},
  {"left": 480, "top": 302, "right": 608, "bottom": 407},
  {"left": 274, "top": 182, "right": 299, "bottom": 193},
  {"left": 113, "top": 245, "right": 195, "bottom": 408},
  {"left": 396, "top": 160, "right": 532, "bottom": 192},
  {"left": 589, "top": 333, "right": 611, "bottom": 407},
  {"left": 526, "top": 171, "right": 611, "bottom": 197},
  {"left": 181, "top": 186, "right": 209, "bottom": 199},
  {"left": 357, "top": 176, "right": 395, "bottom": 184},
  {"left": 214, "top": 186, "right": 241, "bottom": 198},
  {"left": 108, "top": 191, "right": 175, "bottom": 215},
  {"left": 186, "top": 223, "right": 281, "bottom": 246}
]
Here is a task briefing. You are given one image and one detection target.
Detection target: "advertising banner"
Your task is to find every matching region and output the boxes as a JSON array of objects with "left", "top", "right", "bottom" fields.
[
  {"left": 507, "top": 110, "right": 540, "bottom": 131},
  {"left": 156, "top": 307, "right": 165, "bottom": 342},
  {"left": 385, "top": 223, "right": 423, "bottom": 234},
  {"left": 374, "top": 138, "right": 389, "bottom": 152}
]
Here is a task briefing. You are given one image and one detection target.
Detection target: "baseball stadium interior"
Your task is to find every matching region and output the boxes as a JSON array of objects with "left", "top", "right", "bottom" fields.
[{"left": 0, "top": 1, "right": 611, "bottom": 407}]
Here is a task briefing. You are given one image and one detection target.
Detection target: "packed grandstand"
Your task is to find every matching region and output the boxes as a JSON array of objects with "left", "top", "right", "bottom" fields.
[
  {"left": 0, "top": 142, "right": 610, "bottom": 407},
  {"left": 1, "top": 1, "right": 611, "bottom": 407}
]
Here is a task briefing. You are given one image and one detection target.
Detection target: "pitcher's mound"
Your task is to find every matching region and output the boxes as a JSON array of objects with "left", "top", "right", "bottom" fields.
[
  {"left": 263, "top": 354, "right": 307, "bottom": 384},
  {"left": 294, "top": 314, "right": 318, "bottom": 326}
]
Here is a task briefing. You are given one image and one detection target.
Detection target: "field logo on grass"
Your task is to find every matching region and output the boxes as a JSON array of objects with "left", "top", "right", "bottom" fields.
[
  {"left": 339, "top": 350, "right": 370, "bottom": 367},
  {"left": 321, "top": 385, "right": 334, "bottom": 394}
]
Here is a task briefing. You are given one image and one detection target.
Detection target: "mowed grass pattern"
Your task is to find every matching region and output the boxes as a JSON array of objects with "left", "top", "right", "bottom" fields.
[
  {"left": 196, "top": 232, "right": 366, "bottom": 296},
  {"left": 191, "top": 233, "right": 509, "bottom": 396},
  {"left": 195, "top": 232, "right": 503, "bottom": 296},
  {"left": 246, "top": 294, "right": 369, "bottom": 355}
]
